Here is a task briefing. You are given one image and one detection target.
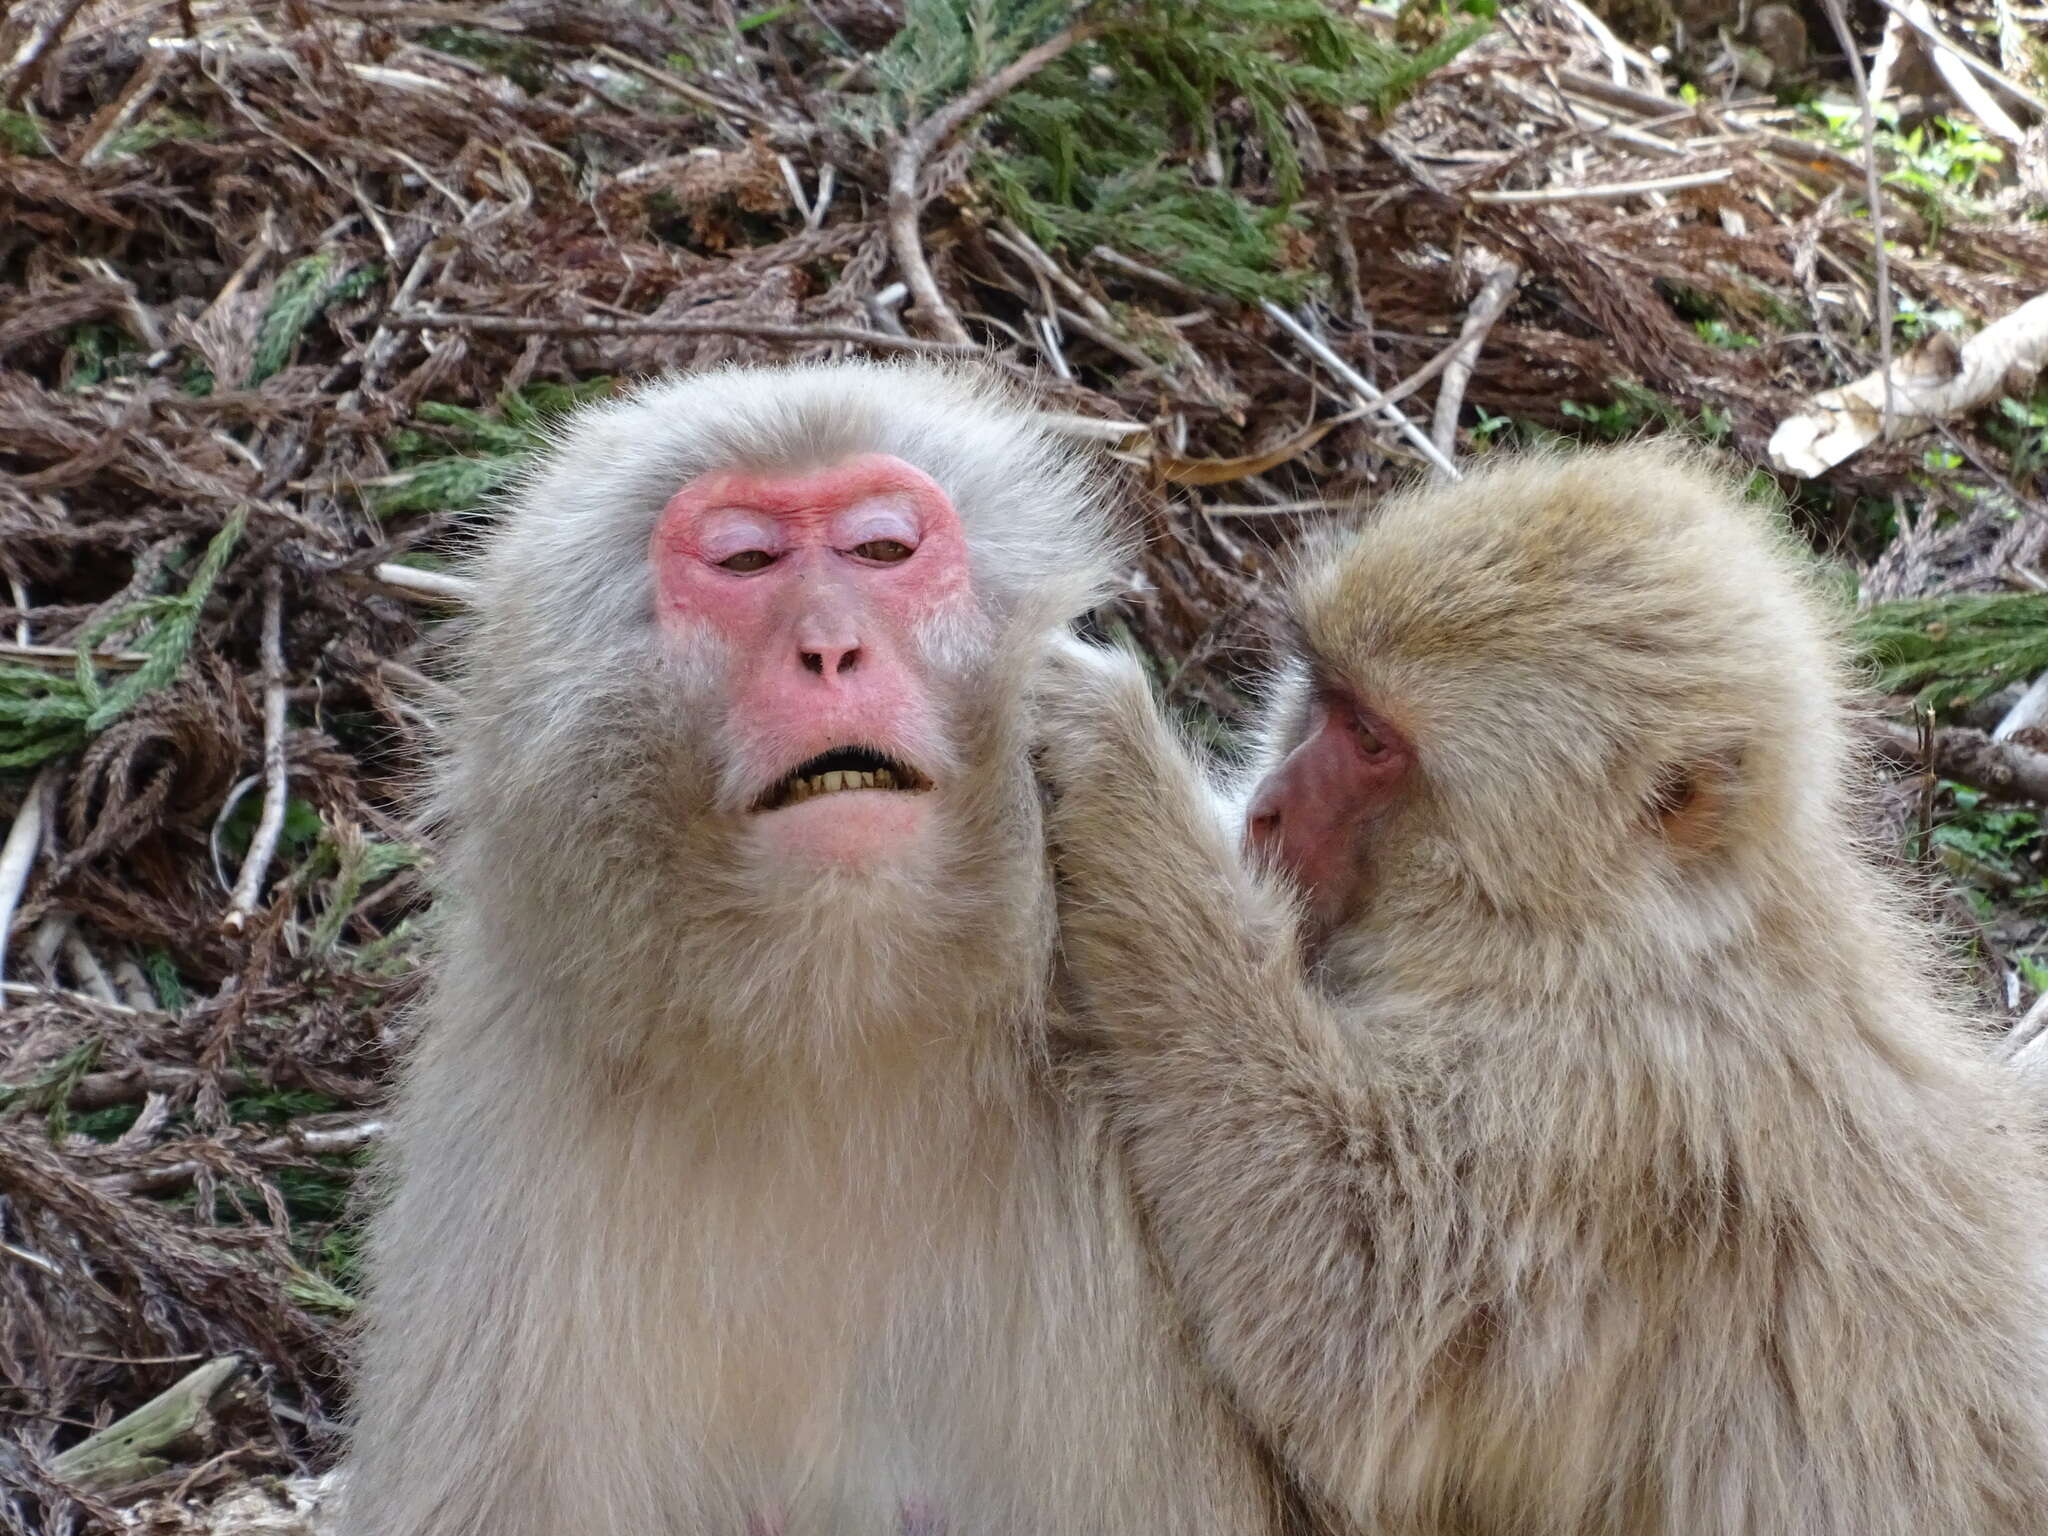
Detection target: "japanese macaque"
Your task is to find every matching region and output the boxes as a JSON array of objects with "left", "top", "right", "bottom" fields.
[
  {"left": 1038, "top": 446, "right": 2048, "bottom": 1535},
  {"left": 339, "top": 363, "right": 1300, "bottom": 1536}
]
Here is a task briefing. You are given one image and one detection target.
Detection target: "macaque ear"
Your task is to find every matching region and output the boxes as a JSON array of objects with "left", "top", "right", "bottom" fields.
[{"left": 1645, "top": 748, "right": 1743, "bottom": 856}]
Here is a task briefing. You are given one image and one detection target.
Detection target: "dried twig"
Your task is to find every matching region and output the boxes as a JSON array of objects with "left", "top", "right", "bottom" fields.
[
  {"left": 224, "top": 568, "right": 287, "bottom": 932},
  {"left": 1770, "top": 293, "right": 2048, "bottom": 475},
  {"left": 2, "top": 0, "right": 90, "bottom": 105},
  {"left": 1430, "top": 256, "right": 1523, "bottom": 461},
  {"left": 48, "top": 1356, "right": 241, "bottom": 1493},
  {"left": 1466, "top": 167, "right": 1733, "bottom": 203},
  {"left": 386, "top": 309, "right": 974, "bottom": 355},
  {"left": 0, "top": 761, "right": 61, "bottom": 1003},
  {"left": 93, "top": 1116, "right": 387, "bottom": 1196},
  {"left": 0, "top": 641, "right": 148, "bottom": 670},
  {"left": 366, "top": 562, "right": 477, "bottom": 604},
  {"left": 1870, "top": 718, "right": 2048, "bottom": 804},
  {"left": 1260, "top": 303, "right": 1462, "bottom": 481},
  {"left": 885, "top": 22, "right": 1094, "bottom": 344},
  {"left": 1873, "top": 0, "right": 2048, "bottom": 119},
  {"left": 1817, "top": 0, "right": 1897, "bottom": 437}
]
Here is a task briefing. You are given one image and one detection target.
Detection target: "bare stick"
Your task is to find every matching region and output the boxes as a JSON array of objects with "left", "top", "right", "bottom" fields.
[
  {"left": 367, "top": 562, "right": 477, "bottom": 604},
  {"left": 94, "top": 1116, "right": 386, "bottom": 1196},
  {"left": 1993, "top": 671, "right": 2048, "bottom": 744},
  {"left": 2003, "top": 987, "right": 2048, "bottom": 1060},
  {"left": 1818, "top": 0, "right": 1896, "bottom": 437},
  {"left": 1429, "top": 257, "right": 1523, "bottom": 462},
  {"left": 1874, "top": 0, "right": 2048, "bottom": 117},
  {"left": 1870, "top": 718, "right": 2048, "bottom": 803},
  {"left": 1882, "top": 0, "right": 2025, "bottom": 142},
  {"left": 1260, "top": 302, "right": 1462, "bottom": 481},
  {"left": 225, "top": 568, "right": 287, "bottom": 932},
  {"left": 2, "top": 0, "right": 90, "bottom": 106},
  {"left": 48, "top": 1355, "right": 241, "bottom": 1492},
  {"left": 0, "top": 641, "right": 147, "bottom": 670},
  {"left": 887, "top": 22, "right": 1093, "bottom": 344},
  {"left": 1466, "top": 167, "right": 1733, "bottom": 203},
  {"left": 1, "top": 979, "right": 143, "bottom": 1014},
  {"left": 60, "top": 929, "right": 120, "bottom": 1007},
  {"left": 1770, "top": 292, "right": 2048, "bottom": 475},
  {"left": 386, "top": 309, "right": 973, "bottom": 356},
  {"left": 0, "top": 761, "right": 61, "bottom": 1006},
  {"left": 590, "top": 43, "right": 779, "bottom": 130}
]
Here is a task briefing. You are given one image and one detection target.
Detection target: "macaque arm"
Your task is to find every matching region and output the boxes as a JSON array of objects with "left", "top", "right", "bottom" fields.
[{"left": 1036, "top": 642, "right": 1393, "bottom": 1506}]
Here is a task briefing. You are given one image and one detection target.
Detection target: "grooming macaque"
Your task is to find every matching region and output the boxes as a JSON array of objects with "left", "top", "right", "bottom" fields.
[
  {"left": 1039, "top": 447, "right": 2048, "bottom": 1535},
  {"left": 340, "top": 363, "right": 1302, "bottom": 1536}
]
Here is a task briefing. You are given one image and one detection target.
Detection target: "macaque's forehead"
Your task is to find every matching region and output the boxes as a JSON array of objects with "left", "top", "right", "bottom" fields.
[{"left": 655, "top": 453, "right": 962, "bottom": 553}]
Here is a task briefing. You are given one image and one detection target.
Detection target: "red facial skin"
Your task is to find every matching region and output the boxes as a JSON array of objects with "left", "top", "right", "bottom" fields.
[
  {"left": 1243, "top": 690, "right": 1411, "bottom": 939},
  {"left": 651, "top": 453, "right": 971, "bottom": 868}
]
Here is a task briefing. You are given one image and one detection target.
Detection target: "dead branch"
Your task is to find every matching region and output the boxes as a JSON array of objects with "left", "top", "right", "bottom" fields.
[
  {"left": 1260, "top": 302, "right": 1462, "bottom": 481},
  {"left": 886, "top": 22, "right": 1094, "bottom": 344},
  {"left": 386, "top": 309, "right": 975, "bottom": 355},
  {"left": 1874, "top": 0, "right": 2048, "bottom": 120},
  {"left": 48, "top": 1356, "right": 242, "bottom": 1493},
  {"left": 0, "top": 761, "right": 62, "bottom": 1003},
  {"left": 224, "top": 568, "right": 287, "bottom": 932},
  {"left": 1816, "top": 0, "right": 1898, "bottom": 444},
  {"left": 1870, "top": 718, "right": 2048, "bottom": 804},
  {"left": 1466, "top": 167, "right": 1732, "bottom": 204},
  {"left": 1430, "top": 256, "right": 1523, "bottom": 459},
  {"left": 93, "top": 1116, "right": 387, "bottom": 1196},
  {"left": 365, "top": 562, "right": 477, "bottom": 604},
  {"left": 1770, "top": 293, "right": 2048, "bottom": 476}
]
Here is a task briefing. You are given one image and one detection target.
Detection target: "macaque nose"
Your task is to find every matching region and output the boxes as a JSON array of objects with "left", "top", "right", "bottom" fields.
[{"left": 800, "top": 642, "right": 861, "bottom": 676}]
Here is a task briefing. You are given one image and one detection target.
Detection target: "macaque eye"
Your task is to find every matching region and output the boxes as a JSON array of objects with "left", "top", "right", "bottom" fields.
[
  {"left": 1351, "top": 715, "right": 1394, "bottom": 758},
  {"left": 717, "top": 549, "right": 778, "bottom": 573},
  {"left": 851, "top": 539, "right": 914, "bottom": 564}
]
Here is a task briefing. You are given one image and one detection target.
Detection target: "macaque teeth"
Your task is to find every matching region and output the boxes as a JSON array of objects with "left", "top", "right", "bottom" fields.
[{"left": 765, "top": 761, "right": 919, "bottom": 808}]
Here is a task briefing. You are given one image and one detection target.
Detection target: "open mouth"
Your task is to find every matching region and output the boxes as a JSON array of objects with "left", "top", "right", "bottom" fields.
[{"left": 751, "top": 746, "right": 933, "bottom": 812}]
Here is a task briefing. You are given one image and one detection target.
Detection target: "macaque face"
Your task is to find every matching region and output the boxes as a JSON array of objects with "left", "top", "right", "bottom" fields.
[
  {"left": 1244, "top": 678, "right": 1411, "bottom": 936},
  {"left": 652, "top": 453, "right": 973, "bottom": 870}
]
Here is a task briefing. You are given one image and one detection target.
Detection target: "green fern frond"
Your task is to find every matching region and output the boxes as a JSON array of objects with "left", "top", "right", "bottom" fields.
[
  {"left": 246, "top": 253, "right": 382, "bottom": 387},
  {"left": 367, "top": 380, "right": 618, "bottom": 520},
  {"left": 867, "top": 0, "right": 1487, "bottom": 305},
  {"left": 0, "top": 511, "right": 245, "bottom": 770},
  {"left": 1857, "top": 592, "right": 2048, "bottom": 706}
]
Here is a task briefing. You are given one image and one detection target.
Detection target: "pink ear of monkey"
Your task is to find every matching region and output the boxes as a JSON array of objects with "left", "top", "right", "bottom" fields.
[{"left": 651, "top": 454, "right": 970, "bottom": 868}]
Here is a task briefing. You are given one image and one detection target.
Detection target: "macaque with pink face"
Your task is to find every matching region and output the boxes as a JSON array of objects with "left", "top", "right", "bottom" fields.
[{"left": 339, "top": 363, "right": 1298, "bottom": 1536}]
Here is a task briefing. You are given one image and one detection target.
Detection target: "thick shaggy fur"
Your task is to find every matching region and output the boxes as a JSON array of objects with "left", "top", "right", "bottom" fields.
[
  {"left": 339, "top": 362, "right": 1293, "bottom": 1536},
  {"left": 1039, "top": 445, "right": 2048, "bottom": 1535}
]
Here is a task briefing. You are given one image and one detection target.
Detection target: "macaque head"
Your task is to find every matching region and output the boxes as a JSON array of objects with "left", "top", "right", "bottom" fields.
[
  {"left": 1243, "top": 445, "right": 1845, "bottom": 943},
  {"left": 440, "top": 361, "right": 1117, "bottom": 1051}
]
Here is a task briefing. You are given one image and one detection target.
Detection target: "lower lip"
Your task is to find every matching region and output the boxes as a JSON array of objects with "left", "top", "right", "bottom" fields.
[{"left": 750, "top": 790, "right": 933, "bottom": 866}]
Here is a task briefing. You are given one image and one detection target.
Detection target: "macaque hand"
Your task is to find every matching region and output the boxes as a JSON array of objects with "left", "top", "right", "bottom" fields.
[
  {"left": 1030, "top": 632, "right": 1161, "bottom": 808},
  {"left": 1031, "top": 633, "right": 1219, "bottom": 878}
]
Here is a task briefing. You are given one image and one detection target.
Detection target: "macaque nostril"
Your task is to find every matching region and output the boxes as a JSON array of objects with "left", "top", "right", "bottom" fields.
[{"left": 800, "top": 645, "right": 859, "bottom": 677}]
